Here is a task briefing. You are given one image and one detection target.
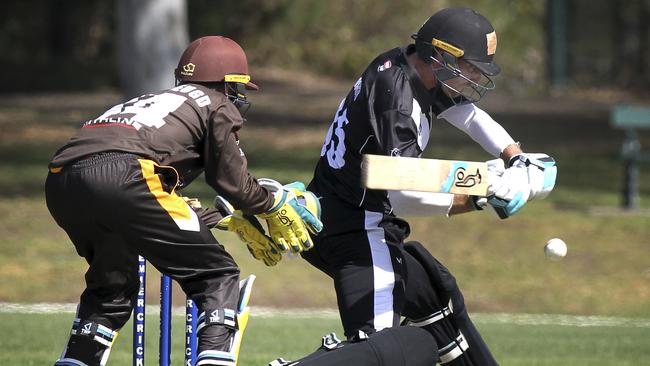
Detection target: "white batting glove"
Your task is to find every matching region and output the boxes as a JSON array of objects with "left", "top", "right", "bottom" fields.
[
  {"left": 486, "top": 158, "right": 505, "bottom": 196},
  {"left": 484, "top": 156, "right": 530, "bottom": 218},
  {"left": 523, "top": 153, "right": 557, "bottom": 200},
  {"left": 490, "top": 157, "right": 531, "bottom": 201}
]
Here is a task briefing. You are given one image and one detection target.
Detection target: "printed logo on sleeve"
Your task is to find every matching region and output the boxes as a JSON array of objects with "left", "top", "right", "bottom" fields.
[{"left": 377, "top": 60, "right": 392, "bottom": 72}]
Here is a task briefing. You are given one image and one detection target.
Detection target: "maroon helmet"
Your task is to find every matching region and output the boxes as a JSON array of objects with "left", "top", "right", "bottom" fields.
[{"left": 174, "top": 36, "right": 258, "bottom": 90}]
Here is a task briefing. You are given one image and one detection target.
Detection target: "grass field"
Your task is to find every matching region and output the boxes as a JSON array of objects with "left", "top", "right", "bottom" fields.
[
  {"left": 1, "top": 75, "right": 650, "bottom": 364},
  {"left": 1, "top": 308, "right": 649, "bottom": 365}
]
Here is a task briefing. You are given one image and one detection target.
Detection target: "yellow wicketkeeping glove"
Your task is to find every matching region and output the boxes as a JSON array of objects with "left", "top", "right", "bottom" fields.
[
  {"left": 256, "top": 179, "right": 323, "bottom": 254},
  {"left": 214, "top": 196, "right": 282, "bottom": 266}
]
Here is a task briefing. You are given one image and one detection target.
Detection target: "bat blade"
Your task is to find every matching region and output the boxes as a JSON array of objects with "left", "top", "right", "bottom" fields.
[{"left": 361, "top": 154, "right": 489, "bottom": 195}]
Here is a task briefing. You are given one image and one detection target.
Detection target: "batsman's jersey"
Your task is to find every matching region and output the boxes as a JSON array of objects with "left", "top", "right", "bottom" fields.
[
  {"left": 49, "top": 84, "right": 272, "bottom": 213},
  {"left": 310, "top": 45, "right": 455, "bottom": 216}
]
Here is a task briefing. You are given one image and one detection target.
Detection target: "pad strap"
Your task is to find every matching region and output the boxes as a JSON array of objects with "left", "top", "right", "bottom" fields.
[
  {"left": 196, "top": 350, "right": 236, "bottom": 366},
  {"left": 439, "top": 331, "right": 470, "bottom": 364},
  {"left": 197, "top": 308, "right": 237, "bottom": 333},
  {"left": 54, "top": 359, "right": 90, "bottom": 366},
  {"left": 71, "top": 319, "right": 118, "bottom": 347},
  {"left": 403, "top": 298, "right": 454, "bottom": 327},
  {"left": 404, "top": 306, "right": 452, "bottom": 327}
]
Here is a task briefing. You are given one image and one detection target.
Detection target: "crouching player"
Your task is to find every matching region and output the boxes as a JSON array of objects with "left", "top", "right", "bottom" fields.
[{"left": 46, "top": 36, "right": 321, "bottom": 366}]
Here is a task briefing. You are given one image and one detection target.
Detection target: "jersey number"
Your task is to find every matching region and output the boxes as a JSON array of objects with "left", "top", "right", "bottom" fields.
[
  {"left": 95, "top": 93, "right": 186, "bottom": 130},
  {"left": 321, "top": 99, "right": 349, "bottom": 169}
]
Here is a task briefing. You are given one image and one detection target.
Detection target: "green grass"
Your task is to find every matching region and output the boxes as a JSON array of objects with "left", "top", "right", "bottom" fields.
[{"left": 1, "top": 312, "right": 649, "bottom": 365}]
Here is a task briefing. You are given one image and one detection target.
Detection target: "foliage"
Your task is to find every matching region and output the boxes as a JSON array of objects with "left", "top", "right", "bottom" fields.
[
  {"left": 3, "top": 0, "right": 649, "bottom": 95},
  {"left": 0, "top": 0, "right": 548, "bottom": 93},
  {"left": 212, "top": 0, "right": 548, "bottom": 94}
]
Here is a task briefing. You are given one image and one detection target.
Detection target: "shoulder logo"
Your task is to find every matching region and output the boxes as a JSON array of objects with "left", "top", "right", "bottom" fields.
[
  {"left": 377, "top": 60, "right": 392, "bottom": 72},
  {"left": 180, "top": 63, "right": 196, "bottom": 76}
]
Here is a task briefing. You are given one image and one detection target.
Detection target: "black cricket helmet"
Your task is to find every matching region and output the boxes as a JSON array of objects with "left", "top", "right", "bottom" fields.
[{"left": 413, "top": 7, "right": 499, "bottom": 103}]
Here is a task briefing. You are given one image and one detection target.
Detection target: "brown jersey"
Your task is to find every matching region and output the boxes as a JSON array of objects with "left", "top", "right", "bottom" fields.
[{"left": 50, "top": 83, "right": 273, "bottom": 214}]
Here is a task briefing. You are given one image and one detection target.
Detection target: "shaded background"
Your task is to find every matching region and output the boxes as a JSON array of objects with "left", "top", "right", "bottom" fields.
[{"left": 1, "top": 0, "right": 649, "bottom": 96}]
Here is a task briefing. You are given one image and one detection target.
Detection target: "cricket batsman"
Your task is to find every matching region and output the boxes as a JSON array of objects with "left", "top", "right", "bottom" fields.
[
  {"left": 46, "top": 36, "right": 321, "bottom": 366},
  {"left": 277, "top": 7, "right": 557, "bottom": 365}
]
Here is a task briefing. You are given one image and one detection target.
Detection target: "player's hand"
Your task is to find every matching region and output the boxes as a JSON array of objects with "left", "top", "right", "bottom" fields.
[
  {"left": 485, "top": 195, "right": 522, "bottom": 219},
  {"left": 487, "top": 155, "right": 530, "bottom": 215},
  {"left": 521, "top": 153, "right": 557, "bottom": 200},
  {"left": 214, "top": 196, "right": 282, "bottom": 266},
  {"left": 485, "top": 155, "right": 530, "bottom": 218},
  {"left": 180, "top": 195, "right": 225, "bottom": 228},
  {"left": 181, "top": 196, "right": 203, "bottom": 210},
  {"left": 256, "top": 179, "right": 322, "bottom": 253}
]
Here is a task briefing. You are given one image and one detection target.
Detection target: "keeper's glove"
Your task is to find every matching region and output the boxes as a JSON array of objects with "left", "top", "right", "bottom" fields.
[
  {"left": 214, "top": 196, "right": 282, "bottom": 266},
  {"left": 256, "top": 178, "right": 323, "bottom": 253}
]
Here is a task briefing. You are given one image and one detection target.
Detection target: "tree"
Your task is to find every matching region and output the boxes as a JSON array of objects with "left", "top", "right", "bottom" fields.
[{"left": 117, "top": 0, "right": 189, "bottom": 98}]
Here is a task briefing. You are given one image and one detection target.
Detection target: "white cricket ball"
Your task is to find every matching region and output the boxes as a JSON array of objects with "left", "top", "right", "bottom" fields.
[{"left": 544, "top": 238, "right": 567, "bottom": 260}]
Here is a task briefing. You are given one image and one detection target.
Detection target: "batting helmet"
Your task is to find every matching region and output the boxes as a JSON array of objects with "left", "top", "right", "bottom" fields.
[
  {"left": 174, "top": 36, "right": 258, "bottom": 90},
  {"left": 413, "top": 7, "right": 500, "bottom": 76}
]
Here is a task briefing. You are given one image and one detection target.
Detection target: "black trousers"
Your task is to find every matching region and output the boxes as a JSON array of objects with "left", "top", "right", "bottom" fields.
[
  {"left": 301, "top": 199, "right": 439, "bottom": 337},
  {"left": 291, "top": 327, "right": 439, "bottom": 366},
  {"left": 46, "top": 153, "right": 239, "bottom": 343},
  {"left": 301, "top": 195, "right": 498, "bottom": 365}
]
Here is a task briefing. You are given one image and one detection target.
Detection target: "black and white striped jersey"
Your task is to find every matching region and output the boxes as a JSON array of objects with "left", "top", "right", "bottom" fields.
[{"left": 309, "top": 45, "right": 455, "bottom": 214}]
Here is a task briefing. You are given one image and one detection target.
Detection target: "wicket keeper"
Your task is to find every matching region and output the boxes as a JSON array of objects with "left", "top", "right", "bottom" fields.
[{"left": 46, "top": 36, "right": 321, "bottom": 366}]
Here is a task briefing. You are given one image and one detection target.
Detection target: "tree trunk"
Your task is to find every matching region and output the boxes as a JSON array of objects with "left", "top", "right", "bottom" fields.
[{"left": 117, "top": 0, "right": 189, "bottom": 98}]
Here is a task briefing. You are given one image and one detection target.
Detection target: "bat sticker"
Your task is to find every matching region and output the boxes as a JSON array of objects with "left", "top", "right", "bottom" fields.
[{"left": 454, "top": 167, "right": 482, "bottom": 188}]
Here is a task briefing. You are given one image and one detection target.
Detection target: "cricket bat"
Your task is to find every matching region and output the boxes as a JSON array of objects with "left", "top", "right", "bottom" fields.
[{"left": 361, "top": 154, "right": 489, "bottom": 195}]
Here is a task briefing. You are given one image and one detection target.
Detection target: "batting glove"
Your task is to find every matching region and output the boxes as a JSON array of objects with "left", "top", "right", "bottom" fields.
[
  {"left": 482, "top": 155, "right": 530, "bottom": 218},
  {"left": 521, "top": 153, "right": 557, "bottom": 200}
]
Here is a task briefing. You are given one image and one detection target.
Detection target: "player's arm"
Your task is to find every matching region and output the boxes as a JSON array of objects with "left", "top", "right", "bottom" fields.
[
  {"left": 204, "top": 104, "right": 322, "bottom": 252},
  {"left": 499, "top": 142, "right": 523, "bottom": 162},
  {"left": 448, "top": 195, "right": 479, "bottom": 215},
  {"left": 178, "top": 195, "right": 282, "bottom": 266},
  {"left": 439, "top": 104, "right": 557, "bottom": 217},
  {"left": 437, "top": 103, "right": 516, "bottom": 158},
  {"left": 204, "top": 102, "right": 275, "bottom": 214}
]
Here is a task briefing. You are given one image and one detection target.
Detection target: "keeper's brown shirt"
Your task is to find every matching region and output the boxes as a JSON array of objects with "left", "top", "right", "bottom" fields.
[{"left": 49, "top": 83, "right": 273, "bottom": 214}]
